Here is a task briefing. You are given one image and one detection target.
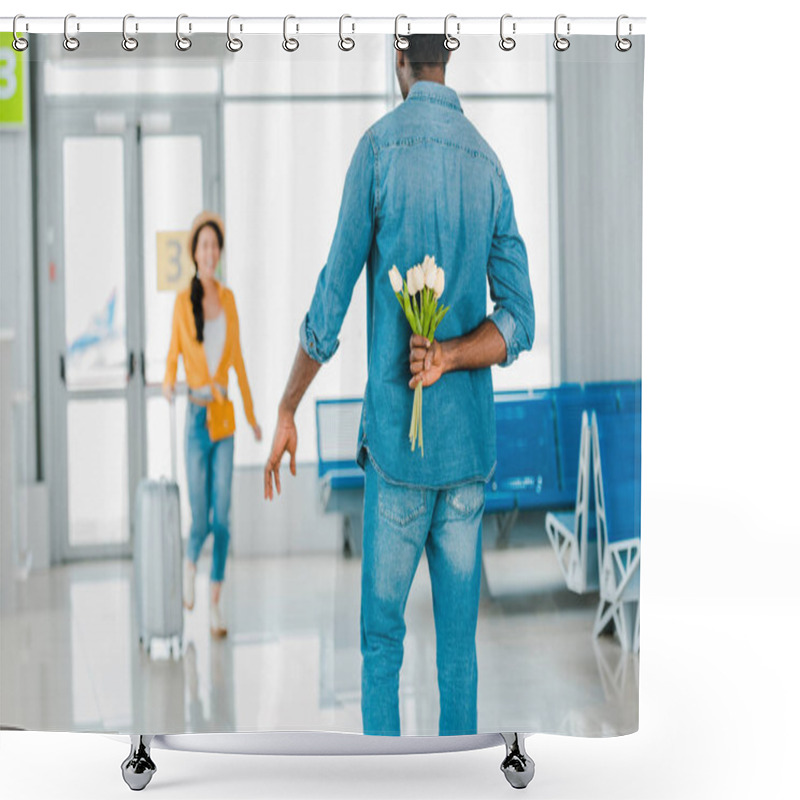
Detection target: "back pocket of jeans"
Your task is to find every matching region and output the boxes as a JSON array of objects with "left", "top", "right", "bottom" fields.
[
  {"left": 378, "top": 479, "right": 426, "bottom": 527},
  {"left": 443, "top": 481, "right": 485, "bottom": 518}
]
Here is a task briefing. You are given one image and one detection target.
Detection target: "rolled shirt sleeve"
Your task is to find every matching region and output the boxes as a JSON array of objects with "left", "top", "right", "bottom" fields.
[
  {"left": 299, "top": 131, "right": 377, "bottom": 364},
  {"left": 486, "top": 169, "right": 535, "bottom": 367}
]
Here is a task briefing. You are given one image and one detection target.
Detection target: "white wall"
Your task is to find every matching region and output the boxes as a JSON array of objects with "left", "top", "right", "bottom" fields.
[{"left": 554, "top": 36, "right": 644, "bottom": 382}]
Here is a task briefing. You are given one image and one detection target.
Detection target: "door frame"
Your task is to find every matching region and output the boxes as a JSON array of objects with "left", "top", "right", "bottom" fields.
[{"left": 35, "top": 78, "right": 223, "bottom": 564}]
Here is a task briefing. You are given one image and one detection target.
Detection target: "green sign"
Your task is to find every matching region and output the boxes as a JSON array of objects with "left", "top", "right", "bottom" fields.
[{"left": 0, "top": 32, "right": 26, "bottom": 127}]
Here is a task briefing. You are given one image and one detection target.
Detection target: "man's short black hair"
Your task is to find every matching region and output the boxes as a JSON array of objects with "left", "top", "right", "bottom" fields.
[{"left": 406, "top": 34, "right": 452, "bottom": 76}]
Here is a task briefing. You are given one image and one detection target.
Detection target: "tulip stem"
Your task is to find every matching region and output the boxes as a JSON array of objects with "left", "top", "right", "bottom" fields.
[
  {"left": 409, "top": 382, "right": 424, "bottom": 453},
  {"left": 405, "top": 283, "right": 450, "bottom": 456},
  {"left": 409, "top": 382, "right": 417, "bottom": 445},
  {"left": 419, "top": 383, "right": 424, "bottom": 457}
]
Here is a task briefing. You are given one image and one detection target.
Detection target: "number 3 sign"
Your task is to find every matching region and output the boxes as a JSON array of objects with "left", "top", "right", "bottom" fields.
[
  {"left": 0, "top": 33, "right": 26, "bottom": 127},
  {"left": 156, "top": 232, "right": 196, "bottom": 292}
]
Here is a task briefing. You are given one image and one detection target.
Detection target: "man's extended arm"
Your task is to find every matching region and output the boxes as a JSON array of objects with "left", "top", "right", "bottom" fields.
[
  {"left": 264, "top": 131, "right": 376, "bottom": 501},
  {"left": 263, "top": 345, "right": 320, "bottom": 500},
  {"left": 279, "top": 344, "right": 322, "bottom": 418}
]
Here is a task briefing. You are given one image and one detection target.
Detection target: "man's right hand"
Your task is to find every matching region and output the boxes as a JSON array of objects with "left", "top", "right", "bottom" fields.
[
  {"left": 162, "top": 383, "right": 175, "bottom": 402},
  {"left": 409, "top": 334, "right": 446, "bottom": 388},
  {"left": 264, "top": 408, "right": 298, "bottom": 501}
]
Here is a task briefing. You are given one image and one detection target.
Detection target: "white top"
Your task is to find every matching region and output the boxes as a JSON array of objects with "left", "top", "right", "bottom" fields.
[{"left": 203, "top": 309, "right": 226, "bottom": 382}]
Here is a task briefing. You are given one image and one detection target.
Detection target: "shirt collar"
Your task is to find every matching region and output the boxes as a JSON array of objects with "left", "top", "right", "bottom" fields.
[{"left": 406, "top": 80, "right": 463, "bottom": 113}]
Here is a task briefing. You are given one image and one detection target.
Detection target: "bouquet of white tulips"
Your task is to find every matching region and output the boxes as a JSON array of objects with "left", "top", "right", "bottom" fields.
[{"left": 387, "top": 255, "right": 450, "bottom": 457}]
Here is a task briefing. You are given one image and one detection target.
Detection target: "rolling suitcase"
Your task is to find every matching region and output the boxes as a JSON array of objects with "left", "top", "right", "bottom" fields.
[{"left": 133, "top": 399, "right": 183, "bottom": 657}]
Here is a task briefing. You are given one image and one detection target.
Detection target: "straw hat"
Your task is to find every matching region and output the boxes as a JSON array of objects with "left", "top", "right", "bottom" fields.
[{"left": 187, "top": 210, "right": 225, "bottom": 254}]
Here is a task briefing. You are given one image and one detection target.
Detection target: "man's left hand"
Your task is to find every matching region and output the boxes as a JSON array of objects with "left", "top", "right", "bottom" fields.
[{"left": 409, "top": 335, "right": 445, "bottom": 388}]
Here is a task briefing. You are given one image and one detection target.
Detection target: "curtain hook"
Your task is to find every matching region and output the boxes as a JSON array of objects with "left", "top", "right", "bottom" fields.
[
  {"left": 63, "top": 13, "right": 80, "bottom": 52},
  {"left": 444, "top": 14, "right": 460, "bottom": 51},
  {"left": 227, "top": 15, "right": 243, "bottom": 52},
  {"left": 394, "top": 14, "right": 410, "bottom": 51},
  {"left": 553, "top": 14, "right": 570, "bottom": 51},
  {"left": 499, "top": 14, "right": 516, "bottom": 51},
  {"left": 122, "top": 14, "right": 138, "bottom": 51},
  {"left": 616, "top": 15, "right": 632, "bottom": 52},
  {"left": 338, "top": 14, "right": 355, "bottom": 51},
  {"left": 283, "top": 15, "right": 299, "bottom": 52},
  {"left": 175, "top": 14, "right": 192, "bottom": 51},
  {"left": 12, "top": 15, "right": 29, "bottom": 52}
]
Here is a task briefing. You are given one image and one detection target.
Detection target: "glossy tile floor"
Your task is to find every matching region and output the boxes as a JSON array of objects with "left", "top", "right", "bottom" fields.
[{"left": 0, "top": 519, "right": 638, "bottom": 737}]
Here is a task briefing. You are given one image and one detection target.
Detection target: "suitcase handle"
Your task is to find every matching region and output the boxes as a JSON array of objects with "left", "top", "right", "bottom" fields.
[{"left": 169, "top": 397, "right": 177, "bottom": 482}]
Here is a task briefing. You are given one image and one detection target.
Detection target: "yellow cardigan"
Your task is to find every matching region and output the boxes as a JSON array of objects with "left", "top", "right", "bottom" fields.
[{"left": 162, "top": 279, "right": 257, "bottom": 429}]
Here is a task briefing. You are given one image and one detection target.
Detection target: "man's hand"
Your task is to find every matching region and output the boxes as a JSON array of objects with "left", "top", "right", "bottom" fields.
[
  {"left": 408, "top": 334, "right": 446, "bottom": 388},
  {"left": 264, "top": 409, "right": 297, "bottom": 501}
]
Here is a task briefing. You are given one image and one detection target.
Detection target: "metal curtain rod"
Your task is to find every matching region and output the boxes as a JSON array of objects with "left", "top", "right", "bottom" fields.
[{"left": 0, "top": 16, "right": 646, "bottom": 36}]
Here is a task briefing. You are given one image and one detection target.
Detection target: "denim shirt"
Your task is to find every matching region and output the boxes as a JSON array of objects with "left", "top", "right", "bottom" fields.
[{"left": 299, "top": 80, "right": 535, "bottom": 489}]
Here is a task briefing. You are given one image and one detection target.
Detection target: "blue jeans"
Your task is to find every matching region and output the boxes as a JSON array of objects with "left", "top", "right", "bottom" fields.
[
  {"left": 185, "top": 402, "right": 234, "bottom": 583},
  {"left": 360, "top": 456, "right": 485, "bottom": 736}
]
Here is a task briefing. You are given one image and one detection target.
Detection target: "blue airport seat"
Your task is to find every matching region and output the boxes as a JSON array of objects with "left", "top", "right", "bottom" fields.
[
  {"left": 591, "top": 409, "right": 642, "bottom": 652},
  {"left": 550, "top": 382, "right": 583, "bottom": 397},
  {"left": 325, "top": 468, "right": 365, "bottom": 491},
  {"left": 484, "top": 491, "right": 518, "bottom": 515},
  {"left": 554, "top": 385, "right": 619, "bottom": 500},
  {"left": 616, "top": 380, "right": 642, "bottom": 414},
  {"left": 489, "top": 391, "right": 562, "bottom": 509},
  {"left": 545, "top": 410, "right": 598, "bottom": 594},
  {"left": 315, "top": 398, "right": 364, "bottom": 484},
  {"left": 593, "top": 410, "right": 641, "bottom": 489},
  {"left": 315, "top": 398, "right": 365, "bottom": 556}
]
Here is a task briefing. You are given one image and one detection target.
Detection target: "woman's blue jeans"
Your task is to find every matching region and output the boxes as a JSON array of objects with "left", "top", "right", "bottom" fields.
[
  {"left": 185, "top": 402, "right": 234, "bottom": 583},
  {"left": 360, "top": 457, "right": 485, "bottom": 736}
]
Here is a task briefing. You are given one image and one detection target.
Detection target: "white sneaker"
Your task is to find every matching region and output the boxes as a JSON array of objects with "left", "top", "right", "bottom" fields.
[
  {"left": 183, "top": 561, "right": 196, "bottom": 610},
  {"left": 210, "top": 600, "right": 228, "bottom": 638}
]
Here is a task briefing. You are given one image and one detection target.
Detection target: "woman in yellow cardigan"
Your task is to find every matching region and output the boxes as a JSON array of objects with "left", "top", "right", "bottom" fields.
[{"left": 162, "top": 211, "right": 261, "bottom": 638}]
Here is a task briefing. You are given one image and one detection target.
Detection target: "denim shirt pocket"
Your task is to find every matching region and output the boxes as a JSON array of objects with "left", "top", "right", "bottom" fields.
[
  {"left": 443, "top": 481, "right": 486, "bottom": 519},
  {"left": 378, "top": 479, "right": 427, "bottom": 527}
]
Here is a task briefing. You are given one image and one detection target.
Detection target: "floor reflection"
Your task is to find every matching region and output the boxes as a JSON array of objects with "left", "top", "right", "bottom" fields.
[{"left": 1, "top": 541, "right": 638, "bottom": 736}]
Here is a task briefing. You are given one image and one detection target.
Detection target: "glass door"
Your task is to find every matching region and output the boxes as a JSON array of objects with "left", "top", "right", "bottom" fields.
[
  {"left": 45, "top": 103, "right": 220, "bottom": 562},
  {"left": 51, "top": 124, "right": 137, "bottom": 560},
  {"left": 139, "top": 112, "right": 220, "bottom": 537}
]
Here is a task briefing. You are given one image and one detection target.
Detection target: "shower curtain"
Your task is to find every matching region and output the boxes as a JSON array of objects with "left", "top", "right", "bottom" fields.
[{"left": 0, "top": 19, "right": 644, "bottom": 744}]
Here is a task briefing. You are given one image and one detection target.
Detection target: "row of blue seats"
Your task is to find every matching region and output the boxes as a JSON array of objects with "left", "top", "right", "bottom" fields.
[
  {"left": 488, "top": 381, "right": 640, "bottom": 513},
  {"left": 316, "top": 380, "right": 641, "bottom": 518}
]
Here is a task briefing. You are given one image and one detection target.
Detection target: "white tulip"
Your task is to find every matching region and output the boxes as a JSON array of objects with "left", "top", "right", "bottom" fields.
[
  {"left": 388, "top": 265, "right": 403, "bottom": 293},
  {"left": 422, "top": 255, "right": 438, "bottom": 286},
  {"left": 407, "top": 265, "right": 424, "bottom": 295},
  {"left": 414, "top": 265, "right": 426, "bottom": 294},
  {"left": 433, "top": 268, "right": 445, "bottom": 299},
  {"left": 405, "top": 267, "right": 415, "bottom": 294},
  {"left": 424, "top": 263, "right": 438, "bottom": 290}
]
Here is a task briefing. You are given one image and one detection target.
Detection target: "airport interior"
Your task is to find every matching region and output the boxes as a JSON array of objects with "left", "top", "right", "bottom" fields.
[{"left": 0, "top": 33, "right": 642, "bottom": 737}]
